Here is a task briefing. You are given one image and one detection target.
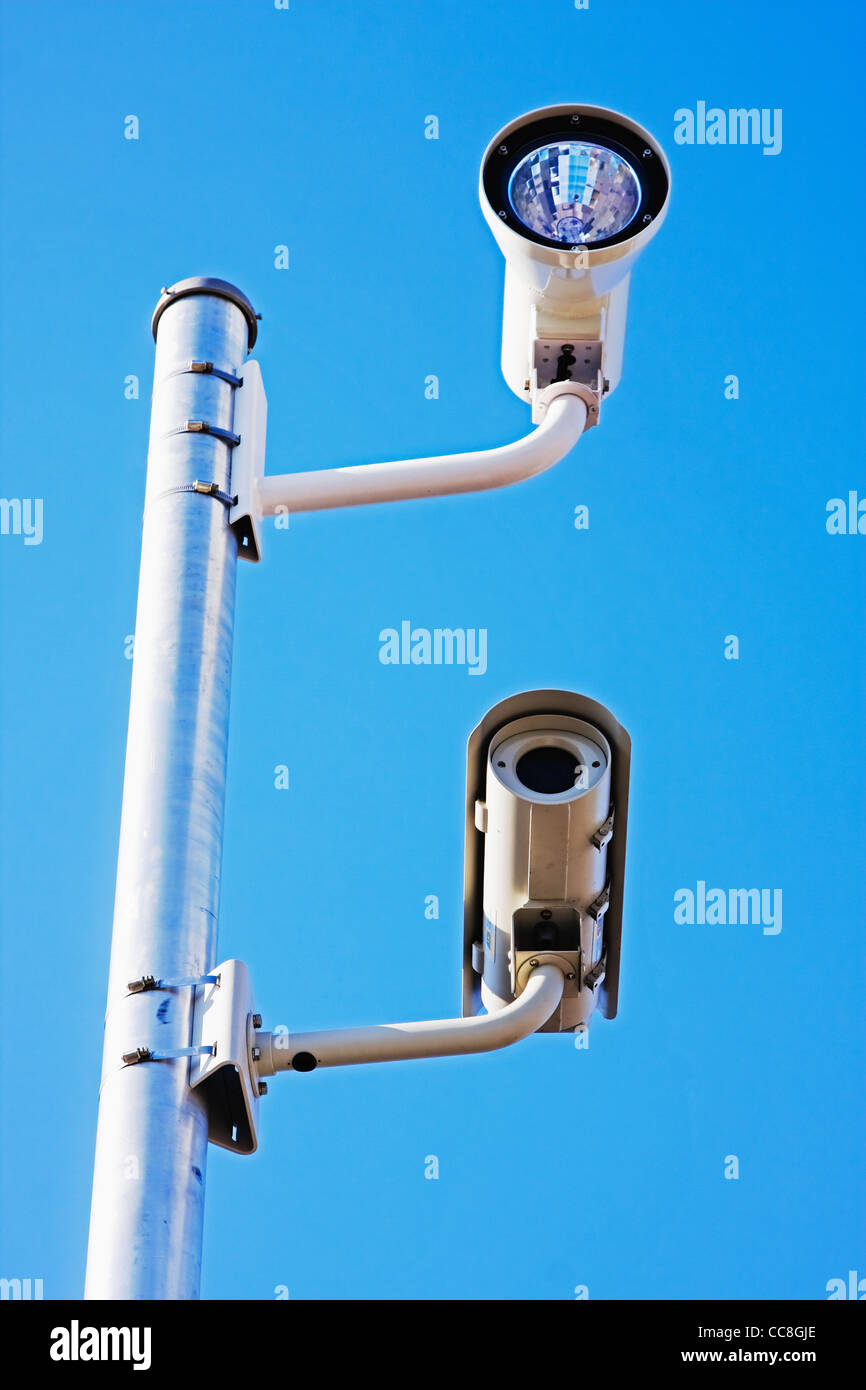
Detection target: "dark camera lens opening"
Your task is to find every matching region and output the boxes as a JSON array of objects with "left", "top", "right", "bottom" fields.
[{"left": 515, "top": 745, "right": 580, "bottom": 794}]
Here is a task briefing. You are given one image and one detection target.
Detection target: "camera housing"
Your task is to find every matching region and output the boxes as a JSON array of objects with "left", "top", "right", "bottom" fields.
[
  {"left": 479, "top": 104, "right": 670, "bottom": 420},
  {"left": 462, "top": 690, "right": 631, "bottom": 1033}
]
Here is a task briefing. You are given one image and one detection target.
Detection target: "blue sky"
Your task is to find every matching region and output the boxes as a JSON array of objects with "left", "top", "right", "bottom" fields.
[{"left": 0, "top": 0, "right": 864, "bottom": 1300}]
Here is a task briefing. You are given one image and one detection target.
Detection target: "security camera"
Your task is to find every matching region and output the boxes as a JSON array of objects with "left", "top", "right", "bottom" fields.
[
  {"left": 479, "top": 104, "right": 670, "bottom": 423},
  {"left": 462, "top": 690, "right": 631, "bottom": 1033}
]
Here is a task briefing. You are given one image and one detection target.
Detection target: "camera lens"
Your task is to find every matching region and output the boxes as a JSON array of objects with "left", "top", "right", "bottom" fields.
[{"left": 515, "top": 745, "right": 580, "bottom": 794}]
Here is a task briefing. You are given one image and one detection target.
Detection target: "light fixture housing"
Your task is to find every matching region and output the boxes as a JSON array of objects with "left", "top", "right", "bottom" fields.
[{"left": 480, "top": 104, "right": 670, "bottom": 419}]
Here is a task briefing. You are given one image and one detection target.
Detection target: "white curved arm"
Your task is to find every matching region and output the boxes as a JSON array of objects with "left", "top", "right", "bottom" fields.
[
  {"left": 255, "top": 964, "right": 565, "bottom": 1072},
  {"left": 257, "top": 395, "right": 587, "bottom": 515}
]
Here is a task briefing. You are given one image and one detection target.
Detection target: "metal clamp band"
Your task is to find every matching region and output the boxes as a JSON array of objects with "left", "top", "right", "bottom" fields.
[
  {"left": 165, "top": 361, "right": 243, "bottom": 388},
  {"left": 164, "top": 420, "right": 241, "bottom": 447},
  {"left": 121, "top": 1045, "right": 215, "bottom": 1067},
  {"left": 151, "top": 481, "right": 238, "bottom": 509},
  {"left": 127, "top": 973, "right": 220, "bottom": 995}
]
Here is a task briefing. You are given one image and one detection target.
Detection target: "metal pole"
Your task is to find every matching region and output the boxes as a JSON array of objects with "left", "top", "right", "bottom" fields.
[{"left": 85, "top": 279, "right": 257, "bottom": 1300}]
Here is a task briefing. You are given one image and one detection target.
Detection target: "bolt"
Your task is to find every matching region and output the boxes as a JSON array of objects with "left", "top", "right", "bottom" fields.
[
  {"left": 566, "top": 972, "right": 576, "bottom": 981},
  {"left": 251, "top": 1046, "right": 261, "bottom": 1062},
  {"left": 570, "top": 113, "right": 581, "bottom": 124},
  {"left": 642, "top": 213, "right": 652, "bottom": 224},
  {"left": 499, "top": 143, "right": 508, "bottom": 154},
  {"left": 258, "top": 1081, "right": 268, "bottom": 1097},
  {"left": 498, "top": 210, "right": 508, "bottom": 219},
  {"left": 529, "top": 959, "right": 540, "bottom": 968},
  {"left": 252, "top": 1013, "right": 262, "bottom": 1029},
  {"left": 642, "top": 147, "right": 653, "bottom": 158}
]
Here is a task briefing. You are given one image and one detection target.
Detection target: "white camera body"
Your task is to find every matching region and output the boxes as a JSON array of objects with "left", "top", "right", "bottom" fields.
[
  {"left": 479, "top": 104, "right": 671, "bottom": 421},
  {"left": 462, "top": 691, "right": 631, "bottom": 1033}
]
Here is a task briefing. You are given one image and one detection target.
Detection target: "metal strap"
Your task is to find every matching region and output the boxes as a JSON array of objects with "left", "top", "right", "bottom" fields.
[
  {"left": 163, "top": 420, "right": 241, "bottom": 447},
  {"left": 151, "top": 481, "right": 238, "bottom": 509},
  {"left": 122, "top": 1045, "right": 214, "bottom": 1067},
  {"left": 127, "top": 973, "right": 220, "bottom": 995},
  {"left": 165, "top": 360, "right": 243, "bottom": 388}
]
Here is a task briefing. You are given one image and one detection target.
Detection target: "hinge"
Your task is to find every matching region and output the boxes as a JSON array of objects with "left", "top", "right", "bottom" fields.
[
  {"left": 587, "top": 883, "right": 610, "bottom": 922},
  {"left": 583, "top": 951, "right": 607, "bottom": 991},
  {"left": 591, "top": 806, "right": 615, "bottom": 850}
]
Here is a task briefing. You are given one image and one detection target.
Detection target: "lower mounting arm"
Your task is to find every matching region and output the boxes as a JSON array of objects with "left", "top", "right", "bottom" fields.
[{"left": 254, "top": 964, "right": 565, "bottom": 1073}]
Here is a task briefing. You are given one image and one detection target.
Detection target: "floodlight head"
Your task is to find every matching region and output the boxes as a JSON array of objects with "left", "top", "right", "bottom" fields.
[{"left": 480, "top": 104, "right": 670, "bottom": 417}]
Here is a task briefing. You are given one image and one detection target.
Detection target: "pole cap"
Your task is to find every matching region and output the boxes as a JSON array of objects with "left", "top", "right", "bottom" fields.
[{"left": 152, "top": 277, "right": 260, "bottom": 350}]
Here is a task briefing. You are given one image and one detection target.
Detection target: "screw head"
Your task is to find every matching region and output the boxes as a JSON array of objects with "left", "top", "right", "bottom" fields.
[
  {"left": 251, "top": 1045, "right": 261, "bottom": 1062},
  {"left": 529, "top": 958, "right": 540, "bottom": 968},
  {"left": 498, "top": 210, "right": 508, "bottom": 220},
  {"left": 642, "top": 213, "right": 653, "bottom": 224},
  {"left": 570, "top": 113, "right": 581, "bottom": 124},
  {"left": 258, "top": 1081, "right": 268, "bottom": 1097},
  {"left": 499, "top": 143, "right": 508, "bottom": 154},
  {"left": 566, "top": 972, "right": 576, "bottom": 980},
  {"left": 642, "top": 147, "right": 653, "bottom": 158},
  {"left": 252, "top": 1013, "right": 262, "bottom": 1029}
]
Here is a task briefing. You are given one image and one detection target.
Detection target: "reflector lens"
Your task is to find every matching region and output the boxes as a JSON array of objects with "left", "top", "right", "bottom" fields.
[{"left": 508, "top": 141, "right": 641, "bottom": 245}]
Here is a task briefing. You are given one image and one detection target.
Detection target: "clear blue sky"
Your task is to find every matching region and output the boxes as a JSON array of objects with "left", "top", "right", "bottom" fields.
[{"left": 1, "top": 0, "right": 864, "bottom": 1300}]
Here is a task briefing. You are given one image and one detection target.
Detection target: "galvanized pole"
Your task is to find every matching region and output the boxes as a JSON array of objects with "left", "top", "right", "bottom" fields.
[{"left": 85, "top": 279, "right": 257, "bottom": 1300}]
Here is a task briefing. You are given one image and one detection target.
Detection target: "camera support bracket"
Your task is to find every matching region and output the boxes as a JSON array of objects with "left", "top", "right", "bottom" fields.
[
  {"left": 530, "top": 342, "right": 603, "bottom": 428},
  {"left": 189, "top": 958, "right": 263, "bottom": 1155},
  {"left": 228, "top": 360, "right": 268, "bottom": 564}
]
